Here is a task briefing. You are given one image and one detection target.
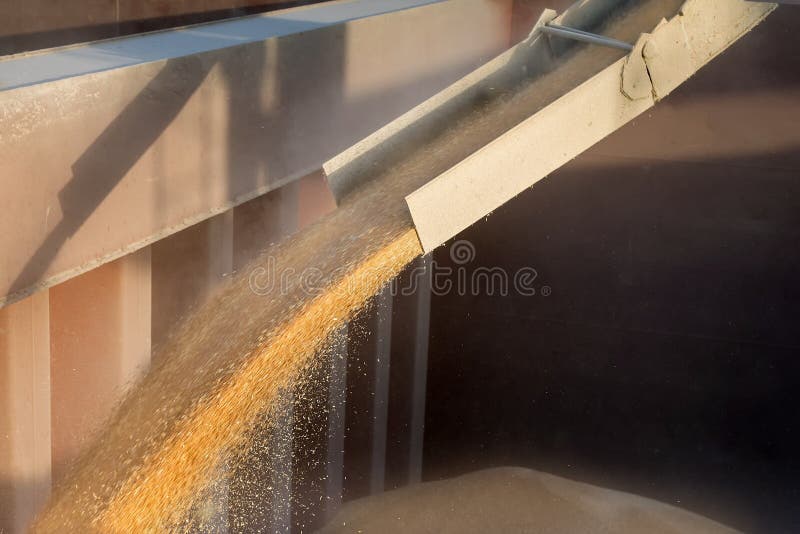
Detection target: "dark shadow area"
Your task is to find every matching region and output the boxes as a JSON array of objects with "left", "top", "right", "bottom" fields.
[
  {"left": 0, "top": 1, "right": 329, "bottom": 56},
  {"left": 343, "top": 309, "right": 380, "bottom": 501},
  {"left": 383, "top": 268, "right": 420, "bottom": 491},
  {"left": 422, "top": 10, "right": 800, "bottom": 531},
  {"left": 424, "top": 147, "right": 800, "bottom": 533},
  {"left": 0, "top": 479, "right": 47, "bottom": 533}
]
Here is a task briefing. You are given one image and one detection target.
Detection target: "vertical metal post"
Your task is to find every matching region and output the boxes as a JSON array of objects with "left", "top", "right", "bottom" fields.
[
  {"left": 119, "top": 247, "right": 152, "bottom": 388},
  {"left": 208, "top": 211, "right": 235, "bottom": 285},
  {"left": 0, "top": 291, "right": 51, "bottom": 534},
  {"left": 408, "top": 255, "right": 431, "bottom": 484},
  {"left": 369, "top": 286, "right": 393, "bottom": 494},
  {"left": 49, "top": 249, "right": 152, "bottom": 480}
]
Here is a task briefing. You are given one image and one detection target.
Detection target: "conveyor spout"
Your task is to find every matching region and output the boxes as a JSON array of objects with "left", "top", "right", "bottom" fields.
[{"left": 324, "top": 0, "right": 775, "bottom": 252}]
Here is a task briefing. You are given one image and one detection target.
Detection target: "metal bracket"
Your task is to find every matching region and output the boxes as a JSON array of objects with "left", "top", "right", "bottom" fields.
[{"left": 540, "top": 22, "right": 634, "bottom": 52}]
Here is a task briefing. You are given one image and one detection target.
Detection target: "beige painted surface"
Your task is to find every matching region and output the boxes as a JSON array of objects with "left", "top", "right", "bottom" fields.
[
  {"left": 406, "top": 57, "right": 652, "bottom": 251},
  {"left": 406, "top": 0, "right": 775, "bottom": 252},
  {"left": 0, "top": 0, "right": 512, "bottom": 308},
  {"left": 0, "top": 291, "right": 51, "bottom": 534},
  {"left": 644, "top": 0, "right": 777, "bottom": 100}
]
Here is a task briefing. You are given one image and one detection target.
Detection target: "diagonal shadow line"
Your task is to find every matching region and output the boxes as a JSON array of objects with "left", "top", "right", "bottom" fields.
[{"left": 6, "top": 55, "right": 216, "bottom": 303}]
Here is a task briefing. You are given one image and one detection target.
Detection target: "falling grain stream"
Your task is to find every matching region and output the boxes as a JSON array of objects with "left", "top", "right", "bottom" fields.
[{"left": 33, "top": 2, "right": 681, "bottom": 530}]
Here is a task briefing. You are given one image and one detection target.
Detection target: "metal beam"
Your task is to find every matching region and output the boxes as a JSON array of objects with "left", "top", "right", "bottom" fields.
[
  {"left": 0, "top": 0, "right": 513, "bottom": 307},
  {"left": 369, "top": 286, "right": 393, "bottom": 494},
  {"left": 407, "top": 255, "right": 431, "bottom": 484}
]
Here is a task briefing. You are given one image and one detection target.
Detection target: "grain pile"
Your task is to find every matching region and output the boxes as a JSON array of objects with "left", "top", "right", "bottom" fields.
[
  {"left": 319, "top": 467, "right": 738, "bottom": 534},
  {"left": 33, "top": 2, "right": 681, "bottom": 530}
]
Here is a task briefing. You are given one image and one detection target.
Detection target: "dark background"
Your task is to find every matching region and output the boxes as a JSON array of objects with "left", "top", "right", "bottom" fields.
[{"left": 423, "top": 6, "right": 800, "bottom": 533}]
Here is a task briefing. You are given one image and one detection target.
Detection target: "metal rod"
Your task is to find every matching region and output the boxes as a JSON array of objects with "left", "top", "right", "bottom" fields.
[{"left": 541, "top": 23, "right": 634, "bottom": 52}]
